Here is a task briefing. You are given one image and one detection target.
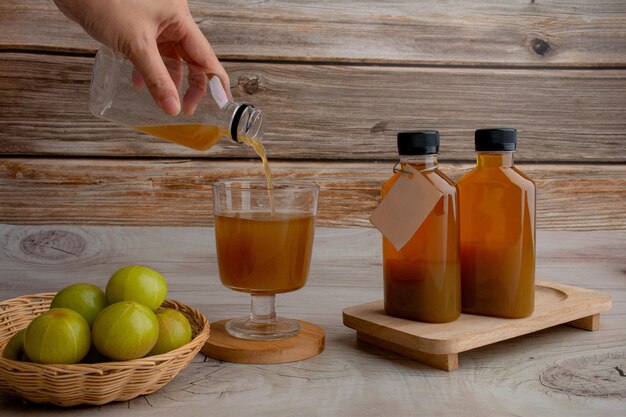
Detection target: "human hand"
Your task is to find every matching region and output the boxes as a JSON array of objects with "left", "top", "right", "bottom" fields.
[{"left": 54, "top": 0, "right": 230, "bottom": 115}]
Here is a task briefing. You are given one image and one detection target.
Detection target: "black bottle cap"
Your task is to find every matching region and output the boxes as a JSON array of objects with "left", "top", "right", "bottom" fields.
[
  {"left": 397, "top": 131, "right": 439, "bottom": 155},
  {"left": 475, "top": 128, "right": 517, "bottom": 151}
]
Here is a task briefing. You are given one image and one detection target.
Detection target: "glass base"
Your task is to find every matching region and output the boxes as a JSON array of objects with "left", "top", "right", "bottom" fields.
[{"left": 225, "top": 316, "right": 301, "bottom": 340}]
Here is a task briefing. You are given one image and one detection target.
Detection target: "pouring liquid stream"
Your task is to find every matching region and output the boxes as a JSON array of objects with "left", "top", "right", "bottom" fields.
[
  {"left": 239, "top": 134, "right": 275, "bottom": 214},
  {"left": 238, "top": 134, "right": 273, "bottom": 192},
  {"left": 135, "top": 123, "right": 274, "bottom": 210}
]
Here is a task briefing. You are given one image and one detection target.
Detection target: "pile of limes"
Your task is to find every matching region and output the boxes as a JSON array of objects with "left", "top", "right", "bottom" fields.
[{"left": 2, "top": 266, "right": 193, "bottom": 364}]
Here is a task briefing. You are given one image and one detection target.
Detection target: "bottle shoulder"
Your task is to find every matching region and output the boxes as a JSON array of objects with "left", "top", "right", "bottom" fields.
[
  {"left": 381, "top": 171, "right": 402, "bottom": 196},
  {"left": 431, "top": 168, "right": 458, "bottom": 195},
  {"left": 457, "top": 166, "right": 534, "bottom": 191},
  {"left": 457, "top": 166, "right": 478, "bottom": 185},
  {"left": 511, "top": 166, "right": 536, "bottom": 188},
  {"left": 382, "top": 165, "right": 457, "bottom": 197}
]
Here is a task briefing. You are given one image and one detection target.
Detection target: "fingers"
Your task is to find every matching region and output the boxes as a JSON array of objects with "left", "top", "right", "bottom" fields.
[
  {"left": 131, "top": 68, "right": 145, "bottom": 90},
  {"left": 157, "top": 42, "right": 184, "bottom": 92},
  {"left": 156, "top": 41, "right": 206, "bottom": 115},
  {"left": 179, "top": 20, "right": 232, "bottom": 99},
  {"left": 128, "top": 39, "right": 181, "bottom": 115},
  {"left": 182, "top": 64, "right": 207, "bottom": 116},
  {"left": 132, "top": 43, "right": 183, "bottom": 92},
  {"left": 157, "top": 42, "right": 181, "bottom": 61}
]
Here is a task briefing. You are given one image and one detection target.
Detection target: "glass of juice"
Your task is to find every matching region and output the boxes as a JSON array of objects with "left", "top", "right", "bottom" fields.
[{"left": 212, "top": 180, "right": 319, "bottom": 340}]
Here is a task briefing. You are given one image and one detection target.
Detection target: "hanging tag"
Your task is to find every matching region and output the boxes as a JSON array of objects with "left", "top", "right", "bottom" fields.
[{"left": 370, "top": 164, "right": 443, "bottom": 251}]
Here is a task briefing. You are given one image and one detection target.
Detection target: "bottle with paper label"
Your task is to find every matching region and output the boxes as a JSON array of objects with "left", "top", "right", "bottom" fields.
[
  {"left": 458, "top": 128, "right": 536, "bottom": 318},
  {"left": 376, "top": 131, "right": 461, "bottom": 323}
]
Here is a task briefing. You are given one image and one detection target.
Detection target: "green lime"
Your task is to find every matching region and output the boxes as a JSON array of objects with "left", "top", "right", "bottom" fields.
[
  {"left": 92, "top": 301, "right": 159, "bottom": 360},
  {"left": 24, "top": 308, "right": 91, "bottom": 364},
  {"left": 2, "top": 329, "right": 26, "bottom": 361},
  {"left": 106, "top": 266, "right": 167, "bottom": 311},
  {"left": 148, "top": 308, "right": 192, "bottom": 356},
  {"left": 51, "top": 283, "right": 108, "bottom": 327}
]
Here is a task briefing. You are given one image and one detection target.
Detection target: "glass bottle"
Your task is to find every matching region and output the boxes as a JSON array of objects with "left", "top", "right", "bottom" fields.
[
  {"left": 458, "top": 128, "right": 536, "bottom": 318},
  {"left": 88, "top": 46, "right": 264, "bottom": 150},
  {"left": 382, "top": 131, "right": 461, "bottom": 323}
]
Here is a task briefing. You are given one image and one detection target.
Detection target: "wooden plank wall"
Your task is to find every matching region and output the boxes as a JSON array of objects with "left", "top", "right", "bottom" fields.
[{"left": 1, "top": 0, "right": 625, "bottom": 230}]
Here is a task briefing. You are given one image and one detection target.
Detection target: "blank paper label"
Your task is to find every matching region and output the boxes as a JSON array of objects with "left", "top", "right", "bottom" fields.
[{"left": 370, "top": 165, "right": 443, "bottom": 251}]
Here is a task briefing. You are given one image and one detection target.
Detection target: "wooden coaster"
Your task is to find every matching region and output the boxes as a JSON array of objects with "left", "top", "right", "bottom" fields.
[
  {"left": 343, "top": 281, "right": 612, "bottom": 372},
  {"left": 201, "top": 320, "right": 325, "bottom": 364}
]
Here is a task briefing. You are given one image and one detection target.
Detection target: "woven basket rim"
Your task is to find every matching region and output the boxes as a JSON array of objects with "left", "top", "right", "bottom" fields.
[{"left": 0, "top": 292, "right": 210, "bottom": 371}]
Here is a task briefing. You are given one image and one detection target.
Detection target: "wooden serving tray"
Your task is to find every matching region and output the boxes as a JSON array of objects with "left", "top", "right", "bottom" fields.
[{"left": 343, "top": 281, "right": 612, "bottom": 371}]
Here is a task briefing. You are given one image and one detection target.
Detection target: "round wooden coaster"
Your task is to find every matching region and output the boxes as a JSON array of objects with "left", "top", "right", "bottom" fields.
[{"left": 201, "top": 319, "right": 325, "bottom": 364}]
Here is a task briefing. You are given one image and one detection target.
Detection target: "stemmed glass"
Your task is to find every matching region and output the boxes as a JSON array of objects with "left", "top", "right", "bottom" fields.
[{"left": 212, "top": 180, "right": 319, "bottom": 340}]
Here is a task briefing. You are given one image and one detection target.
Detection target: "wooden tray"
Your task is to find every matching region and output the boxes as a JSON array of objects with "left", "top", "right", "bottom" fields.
[{"left": 343, "top": 281, "right": 612, "bottom": 371}]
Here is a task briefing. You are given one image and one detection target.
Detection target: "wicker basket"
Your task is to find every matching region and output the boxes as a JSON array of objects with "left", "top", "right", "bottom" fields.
[{"left": 0, "top": 293, "right": 210, "bottom": 407}]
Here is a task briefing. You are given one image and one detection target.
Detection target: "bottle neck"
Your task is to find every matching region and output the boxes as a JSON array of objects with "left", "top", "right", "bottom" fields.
[
  {"left": 400, "top": 154, "right": 438, "bottom": 170},
  {"left": 476, "top": 151, "right": 514, "bottom": 168},
  {"left": 227, "top": 103, "right": 265, "bottom": 143}
]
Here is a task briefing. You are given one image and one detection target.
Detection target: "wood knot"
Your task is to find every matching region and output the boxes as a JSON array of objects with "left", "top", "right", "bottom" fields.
[
  {"left": 531, "top": 38, "right": 551, "bottom": 56},
  {"left": 370, "top": 121, "right": 388, "bottom": 134},
  {"left": 237, "top": 76, "right": 262, "bottom": 95},
  {"left": 20, "top": 230, "right": 86, "bottom": 260},
  {"left": 540, "top": 352, "right": 626, "bottom": 398}
]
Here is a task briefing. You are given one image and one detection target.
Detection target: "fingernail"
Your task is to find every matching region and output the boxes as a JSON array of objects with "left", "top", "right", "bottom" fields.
[{"left": 161, "top": 97, "right": 180, "bottom": 115}]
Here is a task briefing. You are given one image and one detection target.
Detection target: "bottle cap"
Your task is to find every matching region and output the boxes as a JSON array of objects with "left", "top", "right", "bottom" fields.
[
  {"left": 397, "top": 131, "right": 439, "bottom": 155},
  {"left": 230, "top": 104, "right": 250, "bottom": 143},
  {"left": 475, "top": 128, "right": 517, "bottom": 151}
]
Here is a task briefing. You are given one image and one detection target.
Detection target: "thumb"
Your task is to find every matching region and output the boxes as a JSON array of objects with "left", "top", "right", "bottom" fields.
[{"left": 128, "top": 41, "right": 181, "bottom": 116}]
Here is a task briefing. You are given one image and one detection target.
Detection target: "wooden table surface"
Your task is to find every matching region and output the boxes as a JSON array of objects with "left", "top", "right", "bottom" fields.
[{"left": 0, "top": 224, "right": 624, "bottom": 416}]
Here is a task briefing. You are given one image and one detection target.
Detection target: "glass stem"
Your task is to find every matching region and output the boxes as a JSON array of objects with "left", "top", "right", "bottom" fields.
[{"left": 249, "top": 294, "right": 276, "bottom": 325}]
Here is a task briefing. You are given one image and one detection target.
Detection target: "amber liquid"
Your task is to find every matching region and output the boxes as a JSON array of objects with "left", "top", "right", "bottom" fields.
[
  {"left": 136, "top": 124, "right": 273, "bottom": 190},
  {"left": 215, "top": 212, "right": 315, "bottom": 294},
  {"left": 458, "top": 152, "right": 536, "bottom": 318},
  {"left": 382, "top": 161, "right": 461, "bottom": 323}
]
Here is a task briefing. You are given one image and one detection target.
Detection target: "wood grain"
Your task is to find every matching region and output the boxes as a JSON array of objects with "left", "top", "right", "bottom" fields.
[
  {"left": 357, "top": 331, "right": 459, "bottom": 371},
  {"left": 2, "top": 1, "right": 626, "bottom": 66},
  {"left": 568, "top": 314, "right": 601, "bottom": 331},
  {"left": 0, "top": 225, "right": 623, "bottom": 415},
  {"left": 1, "top": 53, "right": 625, "bottom": 161},
  {"left": 201, "top": 320, "right": 325, "bottom": 364},
  {"left": 540, "top": 352, "right": 626, "bottom": 399},
  {"left": 1, "top": 158, "right": 624, "bottom": 230}
]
